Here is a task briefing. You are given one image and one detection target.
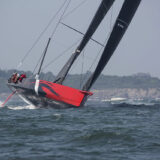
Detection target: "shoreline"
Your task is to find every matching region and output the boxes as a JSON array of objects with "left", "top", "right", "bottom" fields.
[
  {"left": 1, "top": 88, "right": 160, "bottom": 102},
  {"left": 90, "top": 88, "right": 160, "bottom": 100}
]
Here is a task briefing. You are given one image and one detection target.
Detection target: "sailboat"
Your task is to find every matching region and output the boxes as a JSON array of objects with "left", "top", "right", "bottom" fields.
[{"left": 7, "top": 0, "right": 141, "bottom": 108}]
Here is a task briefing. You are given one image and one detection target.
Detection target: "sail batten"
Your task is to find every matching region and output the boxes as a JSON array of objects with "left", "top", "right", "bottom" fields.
[
  {"left": 83, "top": 0, "right": 142, "bottom": 91},
  {"left": 54, "top": 0, "right": 115, "bottom": 84}
]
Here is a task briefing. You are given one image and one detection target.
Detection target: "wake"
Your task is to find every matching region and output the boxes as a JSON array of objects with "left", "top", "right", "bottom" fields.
[
  {"left": 0, "top": 97, "right": 38, "bottom": 110},
  {"left": 8, "top": 104, "right": 37, "bottom": 110}
]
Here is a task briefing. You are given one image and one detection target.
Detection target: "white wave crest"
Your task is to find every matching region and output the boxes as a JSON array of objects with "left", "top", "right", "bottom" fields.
[
  {"left": 52, "top": 113, "right": 62, "bottom": 120},
  {"left": 53, "top": 113, "right": 61, "bottom": 117},
  {"left": 8, "top": 104, "right": 37, "bottom": 110}
]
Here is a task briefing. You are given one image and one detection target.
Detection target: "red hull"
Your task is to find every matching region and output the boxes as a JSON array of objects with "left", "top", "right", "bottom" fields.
[
  {"left": 38, "top": 80, "right": 93, "bottom": 107},
  {"left": 7, "top": 78, "right": 93, "bottom": 108}
]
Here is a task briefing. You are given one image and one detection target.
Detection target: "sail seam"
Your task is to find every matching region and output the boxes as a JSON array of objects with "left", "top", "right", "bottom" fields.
[{"left": 117, "top": 18, "right": 128, "bottom": 27}]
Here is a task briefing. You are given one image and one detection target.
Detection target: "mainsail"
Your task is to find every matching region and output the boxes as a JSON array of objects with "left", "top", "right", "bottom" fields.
[
  {"left": 54, "top": 0, "right": 115, "bottom": 84},
  {"left": 83, "top": 0, "right": 142, "bottom": 91}
]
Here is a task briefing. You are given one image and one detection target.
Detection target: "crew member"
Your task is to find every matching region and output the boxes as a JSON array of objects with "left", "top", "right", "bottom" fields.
[
  {"left": 11, "top": 72, "right": 17, "bottom": 83},
  {"left": 19, "top": 74, "right": 26, "bottom": 82},
  {"left": 14, "top": 73, "right": 20, "bottom": 83}
]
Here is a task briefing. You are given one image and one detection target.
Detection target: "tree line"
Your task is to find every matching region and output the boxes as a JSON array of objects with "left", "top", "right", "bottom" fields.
[{"left": 0, "top": 69, "right": 160, "bottom": 93}]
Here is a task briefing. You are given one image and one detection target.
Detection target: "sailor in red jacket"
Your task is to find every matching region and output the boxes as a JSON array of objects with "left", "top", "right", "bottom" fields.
[{"left": 19, "top": 74, "right": 26, "bottom": 82}]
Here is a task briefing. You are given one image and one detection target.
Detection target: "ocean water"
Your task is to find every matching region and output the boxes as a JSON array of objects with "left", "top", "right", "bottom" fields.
[{"left": 0, "top": 99, "right": 160, "bottom": 160}]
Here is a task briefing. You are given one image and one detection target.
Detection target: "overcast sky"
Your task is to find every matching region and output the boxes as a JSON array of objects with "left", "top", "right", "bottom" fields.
[{"left": 0, "top": 0, "right": 160, "bottom": 78}]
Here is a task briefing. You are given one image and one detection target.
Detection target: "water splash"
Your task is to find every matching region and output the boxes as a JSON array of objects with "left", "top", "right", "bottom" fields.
[{"left": 8, "top": 104, "right": 37, "bottom": 110}]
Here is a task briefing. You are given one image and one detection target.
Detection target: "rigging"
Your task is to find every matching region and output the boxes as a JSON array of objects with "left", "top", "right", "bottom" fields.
[
  {"left": 35, "top": 0, "right": 71, "bottom": 78},
  {"left": 54, "top": 0, "right": 115, "bottom": 84},
  {"left": 16, "top": 0, "right": 69, "bottom": 70}
]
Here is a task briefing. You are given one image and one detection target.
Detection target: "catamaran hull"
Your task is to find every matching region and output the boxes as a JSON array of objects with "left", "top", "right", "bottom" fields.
[{"left": 7, "top": 78, "right": 92, "bottom": 108}]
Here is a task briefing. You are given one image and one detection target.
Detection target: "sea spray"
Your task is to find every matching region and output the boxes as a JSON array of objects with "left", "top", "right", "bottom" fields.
[{"left": 8, "top": 104, "right": 37, "bottom": 110}]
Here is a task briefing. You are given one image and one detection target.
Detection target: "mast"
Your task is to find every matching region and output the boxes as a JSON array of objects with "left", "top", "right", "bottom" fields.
[
  {"left": 54, "top": 0, "right": 115, "bottom": 84},
  {"left": 36, "top": 38, "right": 51, "bottom": 79},
  {"left": 83, "top": 0, "right": 142, "bottom": 91}
]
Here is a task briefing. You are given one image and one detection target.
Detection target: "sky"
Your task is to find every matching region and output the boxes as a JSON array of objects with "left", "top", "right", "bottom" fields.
[{"left": 0, "top": 0, "right": 160, "bottom": 78}]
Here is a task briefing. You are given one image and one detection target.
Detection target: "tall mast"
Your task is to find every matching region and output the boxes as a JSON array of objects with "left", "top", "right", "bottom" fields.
[
  {"left": 54, "top": 0, "right": 115, "bottom": 84},
  {"left": 83, "top": 0, "right": 142, "bottom": 91}
]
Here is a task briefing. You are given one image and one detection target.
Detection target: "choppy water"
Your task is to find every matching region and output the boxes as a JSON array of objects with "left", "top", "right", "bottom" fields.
[{"left": 0, "top": 99, "right": 160, "bottom": 160}]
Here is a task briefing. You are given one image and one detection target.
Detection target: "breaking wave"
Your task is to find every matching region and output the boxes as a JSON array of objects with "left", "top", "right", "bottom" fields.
[{"left": 101, "top": 98, "right": 160, "bottom": 107}]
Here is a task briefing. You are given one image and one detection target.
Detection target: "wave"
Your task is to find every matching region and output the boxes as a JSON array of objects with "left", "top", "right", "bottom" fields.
[
  {"left": 101, "top": 98, "right": 160, "bottom": 107},
  {"left": 110, "top": 101, "right": 160, "bottom": 109},
  {"left": 111, "top": 101, "right": 155, "bottom": 106}
]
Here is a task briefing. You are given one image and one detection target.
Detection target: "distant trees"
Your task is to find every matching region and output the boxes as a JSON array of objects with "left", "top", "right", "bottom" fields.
[
  {"left": 0, "top": 69, "right": 160, "bottom": 93},
  {"left": 93, "top": 74, "right": 160, "bottom": 89}
]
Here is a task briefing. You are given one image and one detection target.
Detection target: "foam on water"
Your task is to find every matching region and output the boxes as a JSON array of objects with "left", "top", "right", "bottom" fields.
[
  {"left": 53, "top": 113, "right": 62, "bottom": 119},
  {"left": 53, "top": 113, "right": 61, "bottom": 117},
  {"left": 8, "top": 104, "right": 37, "bottom": 110}
]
